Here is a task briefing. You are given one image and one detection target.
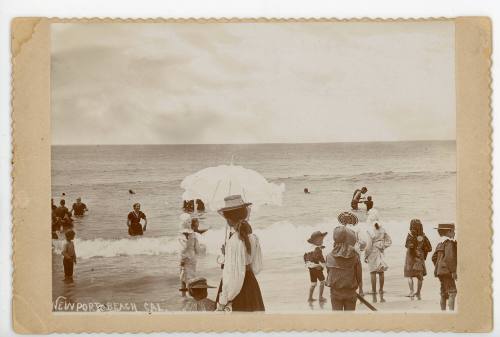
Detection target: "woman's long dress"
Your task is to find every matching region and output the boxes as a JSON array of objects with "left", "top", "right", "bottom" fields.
[
  {"left": 365, "top": 227, "right": 392, "bottom": 273},
  {"left": 218, "top": 233, "right": 265, "bottom": 311}
]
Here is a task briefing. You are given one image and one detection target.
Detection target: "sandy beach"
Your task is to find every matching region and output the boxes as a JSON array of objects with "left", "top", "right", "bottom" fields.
[{"left": 53, "top": 240, "right": 443, "bottom": 313}]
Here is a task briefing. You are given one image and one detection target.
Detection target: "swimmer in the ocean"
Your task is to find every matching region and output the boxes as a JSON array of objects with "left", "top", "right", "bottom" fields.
[
  {"left": 364, "top": 196, "right": 374, "bottom": 211},
  {"left": 304, "top": 188, "right": 310, "bottom": 194},
  {"left": 351, "top": 187, "right": 368, "bottom": 210}
]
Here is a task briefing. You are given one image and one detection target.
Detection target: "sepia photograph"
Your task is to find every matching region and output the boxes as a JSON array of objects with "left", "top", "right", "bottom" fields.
[{"left": 49, "top": 21, "right": 459, "bottom": 314}]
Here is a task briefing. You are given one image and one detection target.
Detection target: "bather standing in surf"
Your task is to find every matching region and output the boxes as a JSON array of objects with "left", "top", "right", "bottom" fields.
[
  {"left": 351, "top": 187, "right": 368, "bottom": 210},
  {"left": 127, "top": 203, "right": 147, "bottom": 236}
]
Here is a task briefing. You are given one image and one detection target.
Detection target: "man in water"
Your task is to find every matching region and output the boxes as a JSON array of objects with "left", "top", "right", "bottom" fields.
[
  {"left": 127, "top": 202, "right": 147, "bottom": 236},
  {"left": 55, "top": 199, "right": 73, "bottom": 229},
  {"left": 72, "top": 197, "right": 88, "bottom": 217},
  {"left": 351, "top": 187, "right": 368, "bottom": 210}
]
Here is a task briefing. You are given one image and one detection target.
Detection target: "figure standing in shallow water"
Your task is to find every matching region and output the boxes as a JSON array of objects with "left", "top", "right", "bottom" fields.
[
  {"left": 351, "top": 187, "right": 368, "bottom": 210},
  {"left": 72, "top": 197, "right": 88, "bottom": 217},
  {"left": 178, "top": 213, "right": 201, "bottom": 297},
  {"left": 304, "top": 231, "right": 327, "bottom": 303},
  {"left": 432, "top": 223, "right": 457, "bottom": 311},
  {"left": 364, "top": 220, "right": 392, "bottom": 299},
  {"left": 404, "top": 219, "right": 432, "bottom": 300},
  {"left": 62, "top": 229, "right": 77, "bottom": 283},
  {"left": 127, "top": 203, "right": 147, "bottom": 236}
]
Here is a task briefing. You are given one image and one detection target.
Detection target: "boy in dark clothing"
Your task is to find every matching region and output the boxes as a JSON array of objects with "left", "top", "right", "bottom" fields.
[
  {"left": 72, "top": 197, "right": 88, "bottom": 216},
  {"left": 304, "top": 231, "right": 327, "bottom": 303},
  {"left": 62, "top": 229, "right": 77, "bottom": 283},
  {"left": 55, "top": 199, "right": 73, "bottom": 230},
  {"left": 432, "top": 223, "right": 457, "bottom": 311}
]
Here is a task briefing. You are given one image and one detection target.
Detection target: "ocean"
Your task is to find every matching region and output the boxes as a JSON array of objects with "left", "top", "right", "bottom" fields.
[{"left": 51, "top": 141, "right": 456, "bottom": 312}]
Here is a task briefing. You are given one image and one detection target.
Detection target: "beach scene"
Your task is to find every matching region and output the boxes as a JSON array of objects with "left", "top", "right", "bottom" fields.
[
  {"left": 51, "top": 22, "right": 456, "bottom": 313},
  {"left": 51, "top": 141, "right": 455, "bottom": 312}
]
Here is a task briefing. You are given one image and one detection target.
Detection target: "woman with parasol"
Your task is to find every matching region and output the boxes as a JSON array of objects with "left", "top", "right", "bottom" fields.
[{"left": 215, "top": 195, "right": 265, "bottom": 312}]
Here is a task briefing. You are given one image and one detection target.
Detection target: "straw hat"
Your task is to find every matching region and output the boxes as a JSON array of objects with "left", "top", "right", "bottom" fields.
[
  {"left": 307, "top": 231, "right": 327, "bottom": 247},
  {"left": 337, "top": 211, "right": 358, "bottom": 226},
  {"left": 217, "top": 195, "right": 252, "bottom": 214},
  {"left": 179, "top": 277, "right": 216, "bottom": 291},
  {"left": 434, "top": 223, "right": 455, "bottom": 230}
]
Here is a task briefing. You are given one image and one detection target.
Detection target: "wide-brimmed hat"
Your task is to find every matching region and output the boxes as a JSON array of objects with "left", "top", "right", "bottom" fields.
[
  {"left": 434, "top": 223, "right": 455, "bottom": 230},
  {"left": 307, "top": 231, "right": 327, "bottom": 246},
  {"left": 330, "top": 226, "right": 358, "bottom": 259},
  {"left": 179, "top": 277, "right": 216, "bottom": 291},
  {"left": 337, "top": 211, "right": 358, "bottom": 226},
  {"left": 217, "top": 195, "right": 252, "bottom": 214}
]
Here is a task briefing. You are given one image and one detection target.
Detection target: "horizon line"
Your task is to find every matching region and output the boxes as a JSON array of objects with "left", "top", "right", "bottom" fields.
[{"left": 51, "top": 139, "right": 456, "bottom": 146}]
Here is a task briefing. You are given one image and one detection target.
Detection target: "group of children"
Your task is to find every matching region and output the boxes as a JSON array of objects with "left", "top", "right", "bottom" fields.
[{"left": 304, "top": 211, "right": 457, "bottom": 311}]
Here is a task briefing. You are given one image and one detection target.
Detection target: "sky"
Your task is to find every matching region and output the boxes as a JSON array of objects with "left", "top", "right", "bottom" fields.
[{"left": 51, "top": 21, "right": 455, "bottom": 145}]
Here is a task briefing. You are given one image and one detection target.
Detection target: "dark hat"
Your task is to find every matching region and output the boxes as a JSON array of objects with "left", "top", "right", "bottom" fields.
[
  {"left": 307, "top": 231, "right": 327, "bottom": 246},
  {"left": 337, "top": 211, "right": 358, "bottom": 226},
  {"left": 179, "top": 277, "right": 216, "bottom": 291},
  {"left": 217, "top": 195, "right": 252, "bottom": 214},
  {"left": 434, "top": 223, "right": 455, "bottom": 230},
  {"left": 65, "top": 229, "right": 75, "bottom": 240}
]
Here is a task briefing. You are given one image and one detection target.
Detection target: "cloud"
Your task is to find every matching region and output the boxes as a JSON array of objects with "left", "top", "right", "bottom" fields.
[{"left": 51, "top": 22, "right": 455, "bottom": 145}]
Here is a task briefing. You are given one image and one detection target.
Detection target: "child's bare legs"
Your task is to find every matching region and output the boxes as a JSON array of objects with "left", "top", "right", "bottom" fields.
[
  {"left": 440, "top": 295, "right": 447, "bottom": 310},
  {"left": 308, "top": 282, "right": 317, "bottom": 302},
  {"left": 407, "top": 278, "right": 414, "bottom": 296},
  {"left": 448, "top": 293, "right": 456, "bottom": 311},
  {"left": 415, "top": 276, "right": 423, "bottom": 300},
  {"left": 379, "top": 272, "right": 385, "bottom": 293},
  {"left": 180, "top": 281, "right": 187, "bottom": 297},
  {"left": 318, "top": 281, "right": 326, "bottom": 302},
  {"left": 370, "top": 272, "right": 377, "bottom": 294}
]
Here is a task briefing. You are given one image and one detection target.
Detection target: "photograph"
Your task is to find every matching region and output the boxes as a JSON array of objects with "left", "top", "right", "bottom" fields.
[{"left": 49, "top": 21, "right": 459, "bottom": 314}]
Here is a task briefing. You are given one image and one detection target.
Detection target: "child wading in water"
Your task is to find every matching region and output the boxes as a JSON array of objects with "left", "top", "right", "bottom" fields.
[
  {"left": 178, "top": 213, "right": 200, "bottom": 297},
  {"left": 181, "top": 277, "right": 217, "bottom": 311},
  {"left": 304, "top": 231, "right": 328, "bottom": 303},
  {"left": 364, "top": 220, "right": 392, "bottom": 299},
  {"left": 62, "top": 229, "right": 76, "bottom": 283},
  {"left": 432, "top": 223, "right": 457, "bottom": 311},
  {"left": 404, "top": 219, "right": 432, "bottom": 299}
]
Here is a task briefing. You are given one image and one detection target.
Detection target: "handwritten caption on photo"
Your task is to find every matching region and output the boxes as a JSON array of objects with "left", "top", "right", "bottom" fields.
[{"left": 53, "top": 296, "right": 164, "bottom": 312}]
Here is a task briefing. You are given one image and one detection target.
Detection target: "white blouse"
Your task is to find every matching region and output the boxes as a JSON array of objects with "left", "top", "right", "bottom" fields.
[{"left": 218, "top": 233, "right": 263, "bottom": 305}]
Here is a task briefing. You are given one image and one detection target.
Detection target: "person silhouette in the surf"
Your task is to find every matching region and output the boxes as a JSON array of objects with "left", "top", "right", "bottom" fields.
[
  {"left": 127, "top": 203, "right": 147, "bottom": 236},
  {"left": 351, "top": 187, "right": 368, "bottom": 210},
  {"left": 364, "top": 196, "right": 374, "bottom": 211}
]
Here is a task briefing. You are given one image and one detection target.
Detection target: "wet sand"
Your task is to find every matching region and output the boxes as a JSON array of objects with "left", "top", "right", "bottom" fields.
[{"left": 53, "top": 242, "right": 443, "bottom": 313}]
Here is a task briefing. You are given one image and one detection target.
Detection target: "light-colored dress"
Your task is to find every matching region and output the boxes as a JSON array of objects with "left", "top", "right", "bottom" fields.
[
  {"left": 346, "top": 224, "right": 367, "bottom": 253},
  {"left": 179, "top": 233, "right": 200, "bottom": 283},
  {"left": 365, "top": 227, "right": 392, "bottom": 273},
  {"left": 218, "top": 233, "right": 263, "bottom": 306}
]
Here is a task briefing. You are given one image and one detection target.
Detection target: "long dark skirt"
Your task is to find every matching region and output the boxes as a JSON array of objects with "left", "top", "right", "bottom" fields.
[{"left": 215, "top": 268, "right": 265, "bottom": 312}]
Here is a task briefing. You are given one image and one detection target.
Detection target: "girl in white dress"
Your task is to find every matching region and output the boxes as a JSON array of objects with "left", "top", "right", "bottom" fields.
[{"left": 364, "top": 220, "right": 392, "bottom": 295}]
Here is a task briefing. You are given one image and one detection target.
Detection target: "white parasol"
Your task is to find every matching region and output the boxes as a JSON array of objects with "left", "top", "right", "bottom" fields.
[{"left": 180, "top": 164, "right": 285, "bottom": 211}]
